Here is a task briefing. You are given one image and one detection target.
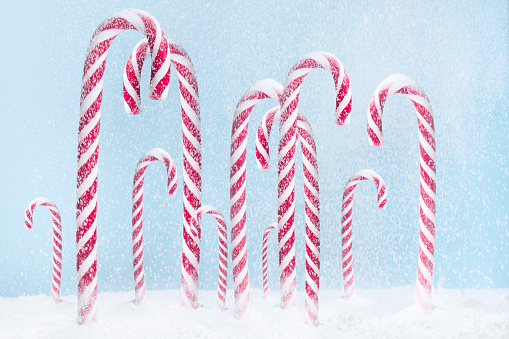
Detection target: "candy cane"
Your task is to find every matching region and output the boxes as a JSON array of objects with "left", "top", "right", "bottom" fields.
[
  {"left": 24, "top": 197, "right": 62, "bottom": 304},
  {"left": 122, "top": 38, "right": 203, "bottom": 308},
  {"left": 230, "top": 79, "right": 283, "bottom": 318},
  {"left": 367, "top": 74, "right": 435, "bottom": 313},
  {"left": 131, "top": 148, "right": 177, "bottom": 305},
  {"left": 183, "top": 205, "right": 228, "bottom": 311},
  {"left": 76, "top": 9, "right": 171, "bottom": 325},
  {"left": 256, "top": 107, "right": 320, "bottom": 325},
  {"left": 262, "top": 222, "right": 278, "bottom": 299},
  {"left": 278, "top": 51, "right": 352, "bottom": 311},
  {"left": 341, "top": 170, "right": 387, "bottom": 300}
]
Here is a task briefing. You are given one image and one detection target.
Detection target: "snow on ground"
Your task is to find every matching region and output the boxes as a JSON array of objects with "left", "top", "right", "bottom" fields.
[{"left": 1, "top": 286, "right": 508, "bottom": 338}]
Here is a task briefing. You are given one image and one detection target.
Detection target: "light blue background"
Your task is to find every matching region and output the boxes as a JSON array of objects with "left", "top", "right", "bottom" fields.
[{"left": 1, "top": 1, "right": 507, "bottom": 298}]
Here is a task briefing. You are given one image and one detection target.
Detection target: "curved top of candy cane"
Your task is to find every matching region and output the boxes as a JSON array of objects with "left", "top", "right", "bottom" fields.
[
  {"left": 189, "top": 205, "right": 226, "bottom": 246},
  {"left": 135, "top": 148, "right": 178, "bottom": 195},
  {"left": 343, "top": 169, "right": 388, "bottom": 209},
  {"left": 82, "top": 8, "right": 171, "bottom": 105},
  {"left": 123, "top": 37, "right": 200, "bottom": 115},
  {"left": 281, "top": 51, "right": 352, "bottom": 125},
  {"left": 25, "top": 197, "right": 61, "bottom": 229},
  {"left": 367, "top": 74, "right": 434, "bottom": 147},
  {"left": 230, "top": 79, "right": 283, "bottom": 164},
  {"left": 255, "top": 106, "right": 315, "bottom": 170}
]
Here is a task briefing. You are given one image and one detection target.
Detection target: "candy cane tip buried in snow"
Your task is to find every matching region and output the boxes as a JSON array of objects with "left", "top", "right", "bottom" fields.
[
  {"left": 341, "top": 170, "right": 387, "bottom": 301},
  {"left": 182, "top": 205, "right": 228, "bottom": 312},
  {"left": 367, "top": 74, "right": 435, "bottom": 314},
  {"left": 132, "top": 148, "right": 177, "bottom": 306},
  {"left": 77, "top": 8, "right": 171, "bottom": 325},
  {"left": 24, "top": 197, "right": 62, "bottom": 304}
]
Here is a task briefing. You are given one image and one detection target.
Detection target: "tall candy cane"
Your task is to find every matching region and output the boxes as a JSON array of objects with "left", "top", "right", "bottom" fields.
[
  {"left": 230, "top": 79, "right": 283, "bottom": 319},
  {"left": 122, "top": 38, "right": 203, "bottom": 308},
  {"left": 367, "top": 74, "right": 436, "bottom": 313},
  {"left": 262, "top": 222, "right": 278, "bottom": 299},
  {"left": 24, "top": 197, "right": 62, "bottom": 304},
  {"left": 131, "top": 148, "right": 177, "bottom": 305},
  {"left": 256, "top": 107, "right": 320, "bottom": 325},
  {"left": 341, "top": 170, "right": 387, "bottom": 300},
  {"left": 278, "top": 51, "right": 352, "bottom": 311},
  {"left": 183, "top": 205, "right": 228, "bottom": 311},
  {"left": 76, "top": 9, "right": 171, "bottom": 325}
]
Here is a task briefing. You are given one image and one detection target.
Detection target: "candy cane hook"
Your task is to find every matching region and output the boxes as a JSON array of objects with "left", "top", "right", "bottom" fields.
[
  {"left": 367, "top": 74, "right": 435, "bottom": 313},
  {"left": 131, "top": 148, "right": 177, "bottom": 305},
  {"left": 76, "top": 8, "right": 171, "bottom": 324},
  {"left": 229, "top": 79, "right": 283, "bottom": 319},
  {"left": 256, "top": 107, "right": 320, "bottom": 325},
  {"left": 341, "top": 170, "right": 387, "bottom": 300},
  {"left": 182, "top": 205, "right": 228, "bottom": 311},
  {"left": 122, "top": 38, "right": 203, "bottom": 309},
  {"left": 24, "top": 197, "right": 62, "bottom": 304},
  {"left": 278, "top": 51, "right": 351, "bottom": 311}
]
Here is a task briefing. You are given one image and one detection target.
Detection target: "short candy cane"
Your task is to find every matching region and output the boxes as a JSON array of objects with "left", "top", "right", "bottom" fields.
[
  {"left": 24, "top": 197, "right": 62, "bottom": 304},
  {"left": 132, "top": 148, "right": 177, "bottom": 305},
  {"left": 183, "top": 205, "right": 228, "bottom": 311},
  {"left": 341, "top": 169, "right": 387, "bottom": 300},
  {"left": 262, "top": 222, "right": 278, "bottom": 299},
  {"left": 256, "top": 107, "right": 320, "bottom": 325},
  {"left": 367, "top": 74, "right": 435, "bottom": 313}
]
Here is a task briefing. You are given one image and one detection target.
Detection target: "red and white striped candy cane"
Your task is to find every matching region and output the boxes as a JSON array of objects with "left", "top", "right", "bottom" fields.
[
  {"left": 183, "top": 205, "right": 228, "bottom": 311},
  {"left": 230, "top": 79, "right": 283, "bottom": 319},
  {"left": 262, "top": 222, "right": 278, "bottom": 299},
  {"left": 131, "top": 148, "right": 177, "bottom": 305},
  {"left": 256, "top": 107, "right": 320, "bottom": 325},
  {"left": 24, "top": 197, "right": 62, "bottom": 304},
  {"left": 341, "top": 169, "right": 387, "bottom": 300},
  {"left": 367, "top": 74, "right": 436, "bottom": 313},
  {"left": 77, "top": 9, "right": 171, "bottom": 325},
  {"left": 278, "top": 51, "right": 352, "bottom": 311},
  {"left": 122, "top": 38, "right": 203, "bottom": 308}
]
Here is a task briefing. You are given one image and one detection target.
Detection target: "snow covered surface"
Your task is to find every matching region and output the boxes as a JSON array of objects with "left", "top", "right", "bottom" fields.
[{"left": 2, "top": 286, "right": 508, "bottom": 338}]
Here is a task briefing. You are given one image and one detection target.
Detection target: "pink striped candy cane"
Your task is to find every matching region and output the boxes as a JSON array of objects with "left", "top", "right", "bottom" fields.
[
  {"left": 76, "top": 9, "right": 171, "bottom": 325},
  {"left": 367, "top": 74, "right": 436, "bottom": 313},
  {"left": 131, "top": 148, "right": 177, "bottom": 305},
  {"left": 24, "top": 197, "right": 62, "bottom": 304},
  {"left": 230, "top": 79, "right": 283, "bottom": 319},
  {"left": 122, "top": 38, "right": 203, "bottom": 308},
  {"left": 183, "top": 205, "right": 228, "bottom": 311},
  {"left": 262, "top": 222, "right": 278, "bottom": 299},
  {"left": 341, "top": 169, "right": 387, "bottom": 300},
  {"left": 278, "top": 51, "right": 352, "bottom": 311},
  {"left": 256, "top": 107, "right": 320, "bottom": 325}
]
